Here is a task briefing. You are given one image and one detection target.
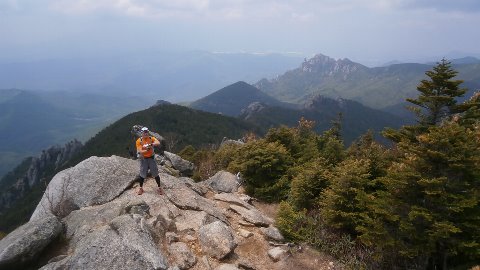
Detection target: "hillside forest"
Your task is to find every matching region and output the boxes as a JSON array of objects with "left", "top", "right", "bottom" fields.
[{"left": 178, "top": 60, "right": 480, "bottom": 269}]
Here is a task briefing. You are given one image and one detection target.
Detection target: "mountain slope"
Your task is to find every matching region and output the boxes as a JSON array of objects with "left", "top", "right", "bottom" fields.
[
  {"left": 240, "top": 95, "right": 405, "bottom": 144},
  {"left": 256, "top": 54, "right": 480, "bottom": 110},
  {"left": 66, "top": 103, "right": 259, "bottom": 166},
  {"left": 189, "top": 81, "right": 296, "bottom": 116},
  {"left": 0, "top": 89, "right": 151, "bottom": 178}
]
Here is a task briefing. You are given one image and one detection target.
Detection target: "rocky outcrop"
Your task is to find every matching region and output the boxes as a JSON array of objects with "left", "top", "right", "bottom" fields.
[
  {"left": 163, "top": 151, "right": 195, "bottom": 177},
  {"left": 261, "top": 226, "right": 285, "bottom": 242},
  {"left": 30, "top": 155, "right": 139, "bottom": 220},
  {"left": 0, "top": 216, "right": 62, "bottom": 269},
  {"left": 240, "top": 102, "right": 266, "bottom": 121},
  {"left": 0, "top": 140, "right": 83, "bottom": 215},
  {"left": 40, "top": 214, "right": 168, "bottom": 270},
  {"left": 300, "top": 54, "right": 360, "bottom": 79},
  {"left": 1, "top": 155, "right": 300, "bottom": 270},
  {"left": 205, "top": 171, "right": 240, "bottom": 193},
  {"left": 303, "top": 94, "right": 345, "bottom": 112}
]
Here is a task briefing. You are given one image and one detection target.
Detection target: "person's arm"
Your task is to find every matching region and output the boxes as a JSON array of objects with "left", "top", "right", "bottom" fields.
[{"left": 151, "top": 137, "right": 160, "bottom": 147}]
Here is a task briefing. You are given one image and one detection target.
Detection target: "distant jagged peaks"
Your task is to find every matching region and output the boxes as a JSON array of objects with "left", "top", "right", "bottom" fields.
[{"left": 300, "top": 54, "right": 364, "bottom": 76}]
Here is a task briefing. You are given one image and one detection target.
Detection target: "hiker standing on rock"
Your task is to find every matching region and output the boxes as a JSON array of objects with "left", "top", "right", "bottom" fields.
[{"left": 136, "top": 127, "right": 164, "bottom": 195}]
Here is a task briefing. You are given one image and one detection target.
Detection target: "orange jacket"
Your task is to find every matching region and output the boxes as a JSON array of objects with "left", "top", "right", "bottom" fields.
[{"left": 136, "top": 136, "right": 159, "bottom": 158}]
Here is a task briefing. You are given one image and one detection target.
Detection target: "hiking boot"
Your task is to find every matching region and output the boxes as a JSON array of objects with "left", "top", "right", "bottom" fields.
[
  {"left": 157, "top": 187, "right": 164, "bottom": 195},
  {"left": 137, "top": 187, "right": 144, "bottom": 195}
]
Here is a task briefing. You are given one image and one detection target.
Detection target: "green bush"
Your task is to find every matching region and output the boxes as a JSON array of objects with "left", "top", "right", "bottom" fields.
[
  {"left": 228, "top": 140, "right": 293, "bottom": 201},
  {"left": 289, "top": 158, "right": 331, "bottom": 209},
  {"left": 276, "top": 201, "right": 308, "bottom": 241},
  {"left": 177, "top": 145, "right": 196, "bottom": 162},
  {"left": 319, "top": 158, "right": 372, "bottom": 235}
]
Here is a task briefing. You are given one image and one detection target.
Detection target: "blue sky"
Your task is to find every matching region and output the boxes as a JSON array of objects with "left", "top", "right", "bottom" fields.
[{"left": 1, "top": 0, "right": 480, "bottom": 66}]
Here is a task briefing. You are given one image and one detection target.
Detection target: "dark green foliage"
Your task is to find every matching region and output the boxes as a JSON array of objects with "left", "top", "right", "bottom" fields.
[
  {"left": 228, "top": 140, "right": 293, "bottom": 201},
  {"left": 276, "top": 201, "right": 308, "bottom": 241},
  {"left": 177, "top": 145, "right": 196, "bottom": 162},
  {"left": 406, "top": 59, "right": 467, "bottom": 127},
  {"left": 456, "top": 91, "right": 480, "bottom": 128},
  {"left": 320, "top": 159, "right": 373, "bottom": 235},
  {"left": 316, "top": 126, "right": 345, "bottom": 165},
  {"left": 179, "top": 143, "right": 245, "bottom": 182},
  {"left": 273, "top": 62, "right": 480, "bottom": 269},
  {"left": 242, "top": 96, "right": 405, "bottom": 145},
  {"left": 384, "top": 59, "right": 468, "bottom": 144},
  {"left": 65, "top": 104, "right": 258, "bottom": 167},
  {"left": 378, "top": 122, "right": 480, "bottom": 267},
  {"left": 289, "top": 158, "right": 331, "bottom": 209},
  {"left": 347, "top": 130, "right": 393, "bottom": 180}
]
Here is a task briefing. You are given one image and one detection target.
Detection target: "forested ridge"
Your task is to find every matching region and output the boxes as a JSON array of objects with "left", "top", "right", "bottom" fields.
[{"left": 179, "top": 60, "right": 480, "bottom": 269}]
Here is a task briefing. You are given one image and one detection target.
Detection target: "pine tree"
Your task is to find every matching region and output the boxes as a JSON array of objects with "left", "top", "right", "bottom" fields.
[
  {"left": 407, "top": 58, "right": 467, "bottom": 127},
  {"left": 381, "top": 121, "right": 480, "bottom": 268},
  {"left": 384, "top": 59, "right": 468, "bottom": 143}
]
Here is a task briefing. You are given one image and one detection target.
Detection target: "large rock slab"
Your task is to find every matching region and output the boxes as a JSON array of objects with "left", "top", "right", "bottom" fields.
[
  {"left": 31, "top": 156, "right": 139, "bottom": 221},
  {"left": 204, "top": 171, "right": 240, "bottom": 193},
  {"left": 164, "top": 151, "right": 195, "bottom": 177},
  {"left": 40, "top": 214, "right": 168, "bottom": 270},
  {"left": 198, "top": 221, "right": 237, "bottom": 260},
  {"left": 0, "top": 216, "right": 62, "bottom": 269},
  {"left": 166, "top": 186, "right": 228, "bottom": 224},
  {"left": 62, "top": 198, "right": 152, "bottom": 246},
  {"left": 214, "top": 193, "right": 252, "bottom": 209},
  {"left": 229, "top": 205, "right": 273, "bottom": 227}
]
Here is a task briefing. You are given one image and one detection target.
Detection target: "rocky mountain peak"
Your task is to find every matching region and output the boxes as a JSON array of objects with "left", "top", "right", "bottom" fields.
[
  {"left": 301, "top": 54, "right": 361, "bottom": 78},
  {"left": 0, "top": 140, "right": 83, "bottom": 215},
  {"left": 0, "top": 152, "right": 331, "bottom": 270}
]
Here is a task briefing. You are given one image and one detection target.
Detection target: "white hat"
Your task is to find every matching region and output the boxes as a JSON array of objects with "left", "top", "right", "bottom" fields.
[{"left": 141, "top": 127, "right": 149, "bottom": 132}]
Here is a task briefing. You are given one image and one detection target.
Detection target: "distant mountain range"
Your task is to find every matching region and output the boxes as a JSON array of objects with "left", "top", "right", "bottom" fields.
[
  {"left": 190, "top": 81, "right": 405, "bottom": 144},
  {"left": 0, "top": 51, "right": 303, "bottom": 102},
  {"left": 0, "top": 89, "right": 152, "bottom": 178},
  {"left": 255, "top": 54, "right": 480, "bottom": 110}
]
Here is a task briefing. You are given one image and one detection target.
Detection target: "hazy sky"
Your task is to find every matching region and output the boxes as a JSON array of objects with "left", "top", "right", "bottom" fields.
[{"left": 2, "top": 0, "right": 480, "bottom": 66}]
